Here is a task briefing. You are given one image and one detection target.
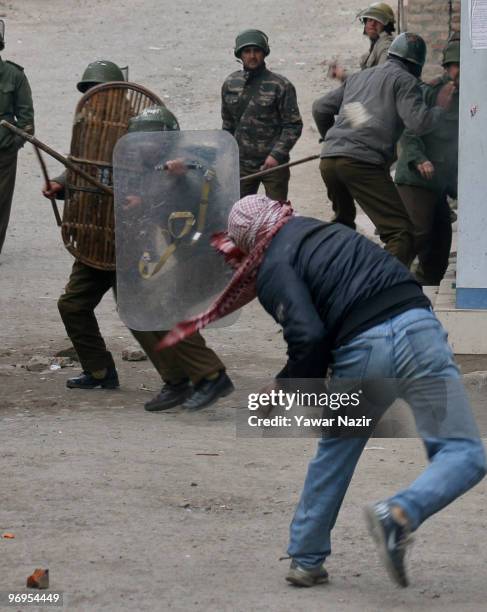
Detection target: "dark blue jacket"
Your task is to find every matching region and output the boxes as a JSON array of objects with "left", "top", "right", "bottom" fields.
[{"left": 256, "top": 217, "right": 425, "bottom": 378}]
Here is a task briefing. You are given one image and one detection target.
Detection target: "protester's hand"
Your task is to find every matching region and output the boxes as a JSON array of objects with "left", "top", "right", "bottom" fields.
[
  {"left": 436, "top": 81, "right": 456, "bottom": 110},
  {"left": 327, "top": 61, "right": 347, "bottom": 82},
  {"left": 42, "top": 181, "right": 63, "bottom": 199},
  {"left": 165, "top": 158, "right": 188, "bottom": 175},
  {"left": 416, "top": 161, "right": 435, "bottom": 180},
  {"left": 260, "top": 155, "right": 279, "bottom": 171},
  {"left": 254, "top": 379, "right": 280, "bottom": 419},
  {"left": 124, "top": 195, "right": 142, "bottom": 210}
]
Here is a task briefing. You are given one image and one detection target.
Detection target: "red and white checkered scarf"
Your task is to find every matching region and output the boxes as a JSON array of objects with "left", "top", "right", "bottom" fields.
[{"left": 157, "top": 195, "right": 294, "bottom": 349}]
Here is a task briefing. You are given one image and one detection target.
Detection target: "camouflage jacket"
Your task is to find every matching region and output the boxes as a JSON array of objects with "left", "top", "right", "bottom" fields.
[
  {"left": 359, "top": 32, "right": 394, "bottom": 70},
  {"left": 0, "top": 57, "right": 34, "bottom": 152},
  {"left": 221, "top": 63, "right": 303, "bottom": 171}
]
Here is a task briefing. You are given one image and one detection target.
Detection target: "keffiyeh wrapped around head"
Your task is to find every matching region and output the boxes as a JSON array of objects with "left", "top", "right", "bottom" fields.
[
  {"left": 157, "top": 195, "right": 294, "bottom": 349},
  {"left": 227, "top": 194, "right": 294, "bottom": 253}
]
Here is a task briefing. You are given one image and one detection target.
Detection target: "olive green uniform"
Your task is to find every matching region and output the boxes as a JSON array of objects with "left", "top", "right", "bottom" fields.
[
  {"left": 395, "top": 75, "right": 458, "bottom": 284},
  {"left": 0, "top": 58, "right": 34, "bottom": 252},
  {"left": 54, "top": 165, "right": 225, "bottom": 384},
  {"left": 313, "top": 55, "right": 443, "bottom": 267},
  {"left": 359, "top": 31, "right": 394, "bottom": 70},
  {"left": 335, "top": 31, "right": 394, "bottom": 225},
  {"left": 58, "top": 258, "right": 224, "bottom": 381},
  {"left": 221, "top": 63, "right": 302, "bottom": 200}
]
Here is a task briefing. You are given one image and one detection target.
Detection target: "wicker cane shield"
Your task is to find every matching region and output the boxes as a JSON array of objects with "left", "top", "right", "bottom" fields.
[{"left": 62, "top": 81, "right": 163, "bottom": 270}]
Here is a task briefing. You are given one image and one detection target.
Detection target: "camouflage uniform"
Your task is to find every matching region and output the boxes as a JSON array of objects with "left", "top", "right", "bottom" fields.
[
  {"left": 0, "top": 57, "right": 34, "bottom": 253},
  {"left": 221, "top": 63, "right": 302, "bottom": 200}
]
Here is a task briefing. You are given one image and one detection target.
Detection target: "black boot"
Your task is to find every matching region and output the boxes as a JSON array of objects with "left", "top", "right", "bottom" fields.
[
  {"left": 144, "top": 380, "right": 192, "bottom": 412},
  {"left": 66, "top": 367, "right": 119, "bottom": 389},
  {"left": 182, "top": 371, "right": 234, "bottom": 411}
]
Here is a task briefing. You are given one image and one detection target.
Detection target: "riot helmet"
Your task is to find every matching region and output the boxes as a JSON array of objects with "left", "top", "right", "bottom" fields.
[
  {"left": 388, "top": 32, "right": 427, "bottom": 67},
  {"left": 128, "top": 105, "right": 180, "bottom": 168},
  {"left": 77, "top": 60, "right": 125, "bottom": 93},
  {"left": 128, "top": 105, "right": 180, "bottom": 133},
  {"left": 234, "top": 29, "right": 270, "bottom": 58},
  {"left": 358, "top": 3, "right": 395, "bottom": 32},
  {"left": 442, "top": 38, "right": 460, "bottom": 66}
]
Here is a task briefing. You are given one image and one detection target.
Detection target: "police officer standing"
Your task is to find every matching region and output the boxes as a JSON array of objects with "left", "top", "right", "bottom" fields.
[
  {"left": 313, "top": 33, "right": 452, "bottom": 267},
  {"left": 0, "top": 19, "right": 34, "bottom": 254},
  {"left": 395, "top": 37, "right": 460, "bottom": 286},
  {"left": 221, "top": 29, "right": 303, "bottom": 200}
]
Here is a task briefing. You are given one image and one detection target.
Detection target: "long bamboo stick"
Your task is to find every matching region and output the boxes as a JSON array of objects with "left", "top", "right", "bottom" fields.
[
  {"left": 240, "top": 154, "right": 320, "bottom": 182},
  {"left": 0, "top": 121, "right": 113, "bottom": 195},
  {"left": 33, "top": 145, "right": 62, "bottom": 227}
]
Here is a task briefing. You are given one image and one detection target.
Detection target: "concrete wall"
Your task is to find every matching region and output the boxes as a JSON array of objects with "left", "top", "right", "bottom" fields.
[{"left": 456, "top": 2, "right": 487, "bottom": 308}]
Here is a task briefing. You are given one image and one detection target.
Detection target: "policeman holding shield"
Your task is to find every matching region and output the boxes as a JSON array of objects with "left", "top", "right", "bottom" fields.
[
  {"left": 43, "top": 69, "right": 233, "bottom": 412},
  {"left": 117, "top": 106, "right": 235, "bottom": 411}
]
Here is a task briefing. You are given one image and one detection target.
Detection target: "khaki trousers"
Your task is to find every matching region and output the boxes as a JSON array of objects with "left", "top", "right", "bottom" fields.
[
  {"left": 57, "top": 260, "right": 224, "bottom": 382},
  {"left": 240, "top": 165, "right": 290, "bottom": 201},
  {"left": 397, "top": 184, "right": 452, "bottom": 285},
  {"left": 320, "top": 157, "right": 415, "bottom": 267}
]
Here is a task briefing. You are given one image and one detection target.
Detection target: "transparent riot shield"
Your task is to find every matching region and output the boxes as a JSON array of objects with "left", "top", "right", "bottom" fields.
[{"left": 113, "top": 130, "right": 240, "bottom": 331}]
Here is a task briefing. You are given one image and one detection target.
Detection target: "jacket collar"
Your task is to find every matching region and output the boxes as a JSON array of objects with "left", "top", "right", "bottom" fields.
[
  {"left": 244, "top": 62, "right": 267, "bottom": 82},
  {"left": 370, "top": 30, "right": 392, "bottom": 50},
  {"left": 386, "top": 57, "right": 411, "bottom": 73}
]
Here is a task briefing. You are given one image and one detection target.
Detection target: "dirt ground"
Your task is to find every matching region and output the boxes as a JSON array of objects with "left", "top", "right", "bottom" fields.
[{"left": 1, "top": 1, "right": 486, "bottom": 611}]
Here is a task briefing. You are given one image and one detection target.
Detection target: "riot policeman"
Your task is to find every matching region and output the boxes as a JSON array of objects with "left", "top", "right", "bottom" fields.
[
  {"left": 0, "top": 19, "right": 34, "bottom": 254},
  {"left": 313, "top": 33, "right": 453, "bottom": 266},
  {"left": 358, "top": 2, "right": 396, "bottom": 69},
  {"left": 119, "top": 106, "right": 235, "bottom": 412},
  {"left": 43, "top": 92, "right": 233, "bottom": 412},
  {"left": 329, "top": 3, "right": 396, "bottom": 81},
  {"left": 395, "top": 37, "right": 461, "bottom": 285}
]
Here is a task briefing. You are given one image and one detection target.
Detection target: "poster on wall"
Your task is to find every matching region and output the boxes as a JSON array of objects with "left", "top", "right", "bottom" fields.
[{"left": 470, "top": 0, "right": 487, "bottom": 49}]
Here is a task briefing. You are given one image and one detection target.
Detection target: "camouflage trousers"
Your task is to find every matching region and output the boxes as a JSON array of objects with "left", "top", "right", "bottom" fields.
[
  {"left": 240, "top": 165, "right": 290, "bottom": 201},
  {"left": 0, "top": 150, "right": 18, "bottom": 253},
  {"left": 58, "top": 259, "right": 225, "bottom": 382}
]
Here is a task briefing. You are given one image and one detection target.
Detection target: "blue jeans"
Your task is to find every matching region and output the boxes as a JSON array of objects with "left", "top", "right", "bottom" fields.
[{"left": 288, "top": 308, "right": 486, "bottom": 568}]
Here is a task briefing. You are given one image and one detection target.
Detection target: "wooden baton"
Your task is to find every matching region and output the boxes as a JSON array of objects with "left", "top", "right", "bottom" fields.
[
  {"left": 33, "top": 145, "right": 62, "bottom": 227},
  {"left": 240, "top": 154, "right": 320, "bottom": 182},
  {"left": 0, "top": 120, "right": 113, "bottom": 195}
]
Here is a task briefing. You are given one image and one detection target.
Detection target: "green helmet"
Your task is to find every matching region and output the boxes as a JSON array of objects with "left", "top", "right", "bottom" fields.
[
  {"left": 127, "top": 105, "right": 180, "bottom": 133},
  {"left": 442, "top": 39, "right": 460, "bottom": 66},
  {"left": 388, "top": 32, "right": 427, "bottom": 66},
  {"left": 77, "top": 60, "right": 125, "bottom": 93},
  {"left": 234, "top": 29, "right": 270, "bottom": 58},
  {"left": 358, "top": 2, "right": 395, "bottom": 26}
]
